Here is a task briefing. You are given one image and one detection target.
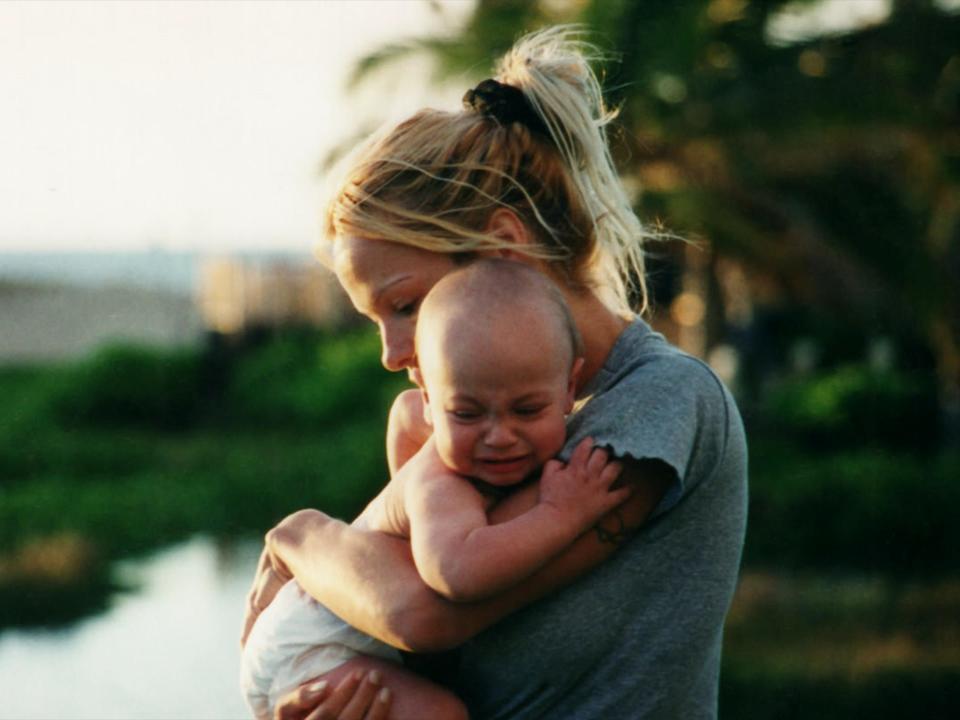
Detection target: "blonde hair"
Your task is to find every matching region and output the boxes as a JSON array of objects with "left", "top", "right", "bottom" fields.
[{"left": 323, "top": 25, "right": 652, "bottom": 313}]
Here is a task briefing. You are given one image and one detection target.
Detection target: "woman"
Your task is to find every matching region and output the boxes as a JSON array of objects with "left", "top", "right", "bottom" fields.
[{"left": 244, "top": 26, "right": 747, "bottom": 719}]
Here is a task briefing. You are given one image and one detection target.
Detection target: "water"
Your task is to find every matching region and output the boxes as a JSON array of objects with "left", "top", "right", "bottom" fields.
[
  {"left": 0, "top": 249, "right": 312, "bottom": 295},
  {"left": 0, "top": 537, "right": 261, "bottom": 720}
]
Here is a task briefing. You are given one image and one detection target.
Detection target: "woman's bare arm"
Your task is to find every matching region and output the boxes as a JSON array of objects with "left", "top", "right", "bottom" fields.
[{"left": 266, "top": 457, "right": 673, "bottom": 652}]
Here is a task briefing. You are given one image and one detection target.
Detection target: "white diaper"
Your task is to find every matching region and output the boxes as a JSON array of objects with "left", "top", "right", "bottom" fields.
[{"left": 240, "top": 579, "right": 400, "bottom": 719}]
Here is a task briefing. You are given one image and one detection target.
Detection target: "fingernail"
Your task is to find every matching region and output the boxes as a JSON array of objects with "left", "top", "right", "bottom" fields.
[
  {"left": 369, "top": 669, "right": 381, "bottom": 685},
  {"left": 309, "top": 680, "right": 327, "bottom": 694},
  {"left": 379, "top": 688, "right": 391, "bottom": 703},
  {"left": 352, "top": 670, "right": 364, "bottom": 682}
]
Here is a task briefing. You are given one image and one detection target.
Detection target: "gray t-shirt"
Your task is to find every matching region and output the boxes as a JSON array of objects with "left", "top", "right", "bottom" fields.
[{"left": 452, "top": 318, "right": 748, "bottom": 719}]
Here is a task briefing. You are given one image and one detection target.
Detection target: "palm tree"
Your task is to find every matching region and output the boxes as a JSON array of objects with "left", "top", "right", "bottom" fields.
[{"left": 348, "top": 0, "right": 960, "bottom": 438}]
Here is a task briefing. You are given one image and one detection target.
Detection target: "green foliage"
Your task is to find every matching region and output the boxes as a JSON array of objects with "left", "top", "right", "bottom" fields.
[
  {"left": 52, "top": 344, "right": 206, "bottom": 431},
  {"left": 0, "top": 329, "right": 406, "bottom": 628},
  {"left": 761, "top": 365, "right": 939, "bottom": 450},
  {"left": 0, "top": 421, "right": 390, "bottom": 557},
  {"left": 0, "top": 565, "right": 119, "bottom": 629},
  {"left": 227, "top": 329, "right": 408, "bottom": 429},
  {"left": 721, "top": 666, "right": 960, "bottom": 720},
  {"left": 747, "top": 441, "right": 960, "bottom": 575},
  {"left": 0, "top": 426, "right": 161, "bottom": 487},
  {"left": 370, "top": 0, "right": 960, "bottom": 422}
]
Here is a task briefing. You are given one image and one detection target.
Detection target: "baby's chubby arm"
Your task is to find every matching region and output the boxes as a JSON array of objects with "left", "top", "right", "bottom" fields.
[
  {"left": 386, "top": 389, "right": 432, "bottom": 476},
  {"left": 408, "top": 437, "right": 629, "bottom": 603}
]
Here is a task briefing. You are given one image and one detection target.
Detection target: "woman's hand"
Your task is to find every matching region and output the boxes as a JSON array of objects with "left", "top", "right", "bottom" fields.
[
  {"left": 274, "top": 672, "right": 391, "bottom": 720},
  {"left": 242, "top": 509, "right": 323, "bottom": 647},
  {"left": 241, "top": 540, "right": 292, "bottom": 647}
]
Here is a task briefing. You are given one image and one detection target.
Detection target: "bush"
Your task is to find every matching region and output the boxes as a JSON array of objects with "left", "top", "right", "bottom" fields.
[
  {"left": 226, "top": 328, "right": 407, "bottom": 428},
  {"left": 721, "top": 665, "right": 960, "bottom": 720},
  {"left": 52, "top": 344, "right": 206, "bottom": 431},
  {"left": 760, "top": 365, "right": 939, "bottom": 451},
  {"left": 746, "top": 441, "right": 960, "bottom": 576}
]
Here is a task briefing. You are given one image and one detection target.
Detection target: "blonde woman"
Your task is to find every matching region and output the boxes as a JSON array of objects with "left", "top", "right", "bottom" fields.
[{"left": 243, "top": 27, "right": 747, "bottom": 720}]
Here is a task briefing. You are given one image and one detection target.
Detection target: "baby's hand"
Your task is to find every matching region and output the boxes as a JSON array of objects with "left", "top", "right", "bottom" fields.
[{"left": 539, "top": 437, "right": 630, "bottom": 533}]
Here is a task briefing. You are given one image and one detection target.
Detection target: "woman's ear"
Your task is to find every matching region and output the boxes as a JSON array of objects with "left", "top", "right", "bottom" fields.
[
  {"left": 420, "top": 389, "right": 433, "bottom": 427},
  {"left": 564, "top": 357, "right": 585, "bottom": 413},
  {"left": 485, "top": 209, "right": 534, "bottom": 260}
]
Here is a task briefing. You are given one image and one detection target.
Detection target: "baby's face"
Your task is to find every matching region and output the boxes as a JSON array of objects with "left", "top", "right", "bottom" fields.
[{"left": 420, "top": 326, "right": 577, "bottom": 487}]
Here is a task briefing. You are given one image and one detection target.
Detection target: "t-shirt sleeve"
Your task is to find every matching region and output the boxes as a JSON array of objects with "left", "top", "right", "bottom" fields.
[{"left": 559, "top": 352, "right": 730, "bottom": 517}]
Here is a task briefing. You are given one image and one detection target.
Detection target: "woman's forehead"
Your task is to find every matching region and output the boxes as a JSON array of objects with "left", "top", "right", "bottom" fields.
[
  {"left": 334, "top": 235, "right": 411, "bottom": 280},
  {"left": 332, "top": 235, "right": 380, "bottom": 281},
  {"left": 334, "top": 235, "right": 454, "bottom": 290}
]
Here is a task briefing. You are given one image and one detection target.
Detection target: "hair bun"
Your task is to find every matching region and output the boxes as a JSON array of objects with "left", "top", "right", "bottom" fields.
[{"left": 462, "top": 78, "right": 549, "bottom": 135}]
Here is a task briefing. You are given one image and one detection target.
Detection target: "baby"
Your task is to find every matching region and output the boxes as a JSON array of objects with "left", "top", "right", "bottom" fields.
[{"left": 240, "top": 259, "right": 627, "bottom": 718}]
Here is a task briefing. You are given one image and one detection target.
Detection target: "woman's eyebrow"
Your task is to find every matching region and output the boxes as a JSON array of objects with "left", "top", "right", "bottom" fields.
[{"left": 372, "top": 274, "right": 413, "bottom": 306}]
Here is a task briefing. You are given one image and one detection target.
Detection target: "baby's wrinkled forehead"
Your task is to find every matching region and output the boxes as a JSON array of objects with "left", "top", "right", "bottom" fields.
[{"left": 416, "top": 258, "right": 579, "bottom": 366}]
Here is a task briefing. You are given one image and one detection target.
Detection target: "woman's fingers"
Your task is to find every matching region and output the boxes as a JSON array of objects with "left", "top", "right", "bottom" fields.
[
  {"left": 241, "top": 547, "right": 291, "bottom": 647},
  {"left": 334, "top": 670, "right": 385, "bottom": 720},
  {"left": 297, "top": 671, "right": 387, "bottom": 720},
  {"left": 241, "top": 554, "right": 271, "bottom": 646},
  {"left": 364, "top": 688, "right": 391, "bottom": 720},
  {"left": 274, "top": 680, "right": 331, "bottom": 720}
]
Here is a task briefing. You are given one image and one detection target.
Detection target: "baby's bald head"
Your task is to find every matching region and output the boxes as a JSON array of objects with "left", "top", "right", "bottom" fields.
[{"left": 415, "top": 258, "right": 581, "bottom": 380}]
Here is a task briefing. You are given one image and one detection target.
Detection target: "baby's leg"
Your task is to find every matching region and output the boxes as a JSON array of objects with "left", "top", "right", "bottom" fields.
[{"left": 319, "top": 655, "right": 467, "bottom": 720}]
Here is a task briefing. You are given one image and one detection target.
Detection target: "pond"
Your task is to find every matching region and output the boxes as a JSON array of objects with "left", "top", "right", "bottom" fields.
[
  {"left": 0, "top": 536, "right": 260, "bottom": 720},
  {"left": 4, "top": 535, "right": 957, "bottom": 720}
]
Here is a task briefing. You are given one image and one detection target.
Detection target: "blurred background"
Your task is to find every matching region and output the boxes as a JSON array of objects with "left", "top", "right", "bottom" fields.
[{"left": 1, "top": 0, "right": 957, "bottom": 718}]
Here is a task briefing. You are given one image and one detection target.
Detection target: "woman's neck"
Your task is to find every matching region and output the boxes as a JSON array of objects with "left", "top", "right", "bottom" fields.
[{"left": 563, "top": 289, "right": 632, "bottom": 395}]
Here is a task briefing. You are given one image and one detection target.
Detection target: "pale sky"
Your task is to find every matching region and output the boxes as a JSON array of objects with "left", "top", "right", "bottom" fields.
[
  {"left": 5, "top": 0, "right": 951, "bottom": 253},
  {"left": 0, "top": 0, "right": 474, "bottom": 252}
]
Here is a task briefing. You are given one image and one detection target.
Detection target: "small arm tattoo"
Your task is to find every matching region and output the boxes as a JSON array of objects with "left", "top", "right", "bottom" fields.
[{"left": 594, "top": 509, "right": 630, "bottom": 545}]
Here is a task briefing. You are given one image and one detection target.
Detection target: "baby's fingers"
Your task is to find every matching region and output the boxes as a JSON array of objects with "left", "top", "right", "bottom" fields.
[
  {"left": 594, "top": 484, "right": 632, "bottom": 516},
  {"left": 599, "top": 460, "right": 624, "bottom": 488},
  {"left": 541, "top": 458, "right": 565, "bottom": 477},
  {"left": 568, "top": 437, "right": 595, "bottom": 468},
  {"left": 586, "top": 445, "right": 611, "bottom": 475}
]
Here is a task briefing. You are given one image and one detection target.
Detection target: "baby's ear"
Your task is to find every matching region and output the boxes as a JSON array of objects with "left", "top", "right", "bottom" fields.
[
  {"left": 565, "top": 357, "right": 585, "bottom": 412},
  {"left": 420, "top": 389, "right": 434, "bottom": 427}
]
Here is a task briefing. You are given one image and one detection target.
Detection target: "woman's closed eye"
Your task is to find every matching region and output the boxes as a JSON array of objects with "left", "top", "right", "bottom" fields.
[{"left": 392, "top": 298, "right": 420, "bottom": 317}]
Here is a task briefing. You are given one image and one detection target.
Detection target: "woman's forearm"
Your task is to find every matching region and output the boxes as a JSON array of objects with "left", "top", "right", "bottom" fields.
[
  {"left": 273, "top": 460, "right": 672, "bottom": 652},
  {"left": 270, "top": 509, "right": 464, "bottom": 651}
]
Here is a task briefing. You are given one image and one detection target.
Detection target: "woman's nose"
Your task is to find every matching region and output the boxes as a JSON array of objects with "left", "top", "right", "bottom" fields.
[{"left": 379, "top": 323, "right": 415, "bottom": 372}]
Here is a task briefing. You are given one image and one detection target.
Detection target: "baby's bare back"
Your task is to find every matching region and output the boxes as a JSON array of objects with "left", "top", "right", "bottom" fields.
[
  {"left": 352, "top": 437, "right": 492, "bottom": 539},
  {"left": 352, "top": 471, "right": 411, "bottom": 537}
]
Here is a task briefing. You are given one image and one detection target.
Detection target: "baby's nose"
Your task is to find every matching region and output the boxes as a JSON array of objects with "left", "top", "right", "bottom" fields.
[{"left": 484, "top": 422, "right": 517, "bottom": 447}]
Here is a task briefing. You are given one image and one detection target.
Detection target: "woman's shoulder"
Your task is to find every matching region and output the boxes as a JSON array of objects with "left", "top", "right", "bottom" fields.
[
  {"left": 566, "top": 319, "right": 745, "bottom": 503},
  {"left": 585, "top": 319, "right": 730, "bottom": 412}
]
